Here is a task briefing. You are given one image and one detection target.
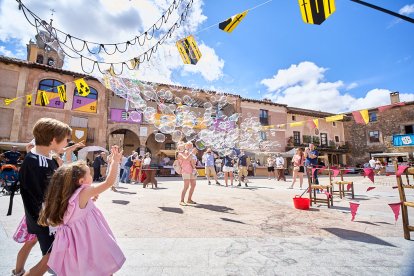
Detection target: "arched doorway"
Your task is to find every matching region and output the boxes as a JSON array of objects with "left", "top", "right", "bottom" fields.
[
  {"left": 109, "top": 129, "right": 140, "bottom": 156},
  {"left": 146, "top": 133, "right": 176, "bottom": 165}
]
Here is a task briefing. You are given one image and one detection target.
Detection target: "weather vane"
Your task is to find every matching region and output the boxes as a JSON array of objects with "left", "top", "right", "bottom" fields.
[{"left": 49, "top": 8, "right": 56, "bottom": 25}]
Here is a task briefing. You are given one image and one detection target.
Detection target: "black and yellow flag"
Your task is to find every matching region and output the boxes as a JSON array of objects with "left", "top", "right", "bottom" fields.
[
  {"left": 4, "top": 97, "right": 18, "bottom": 105},
  {"left": 176, "top": 35, "right": 202, "bottom": 65},
  {"left": 130, "top": 58, "right": 140, "bottom": 69},
  {"left": 74, "top": 78, "right": 90, "bottom": 97},
  {"left": 299, "top": 0, "right": 336, "bottom": 25},
  {"left": 219, "top": 10, "right": 248, "bottom": 33},
  {"left": 39, "top": 91, "right": 50, "bottom": 106},
  {"left": 108, "top": 66, "right": 116, "bottom": 77},
  {"left": 26, "top": 95, "right": 32, "bottom": 106},
  {"left": 57, "top": 85, "right": 67, "bottom": 103}
]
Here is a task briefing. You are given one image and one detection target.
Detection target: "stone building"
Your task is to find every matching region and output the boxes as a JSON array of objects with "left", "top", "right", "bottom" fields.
[{"left": 344, "top": 92, "right": 414, "bottom": 166}]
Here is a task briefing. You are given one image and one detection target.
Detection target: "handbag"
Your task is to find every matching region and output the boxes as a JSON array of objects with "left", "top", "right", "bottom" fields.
[
  {"left": 173, "top": 160, "right": 182, "bottom": 174},
  {"left": 299, "top": 166, "right": 305, "bottom": 173}
]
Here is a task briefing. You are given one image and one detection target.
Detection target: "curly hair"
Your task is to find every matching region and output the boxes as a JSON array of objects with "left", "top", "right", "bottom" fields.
[{"left": 38, "top": 161, "right": 88, "bottom": 227}]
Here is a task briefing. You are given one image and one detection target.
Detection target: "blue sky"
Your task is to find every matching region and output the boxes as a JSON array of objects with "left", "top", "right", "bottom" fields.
[{"left": 0, "top": 0, "right": 413, "bottom": 112}]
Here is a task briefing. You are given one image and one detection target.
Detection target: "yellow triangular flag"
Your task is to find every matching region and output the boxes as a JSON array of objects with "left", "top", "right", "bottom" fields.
[
  {"left": 130, "top": 58, "right": 140, "bottom": 69},
  {"left": 57, "top": 85, "right": 67, "bottom": 103},
  {"left": 74, "top": 78, "right": 90, "bottom": 97},
  {"left": 360, "top": 109, "right": 369, "bottom": 124},
  {"left": 39, "top": 91, "right": 50, "bottom": 106},
  {"left": 290, "top": 122, "right": 304, "bottom": 127},
  {"left": 108, "top": 66, "right": 116, "bottom": 77},
  {"left": 313, "top": 119, "right": 319, "bottom": 128},
  {"left": 219, "top": 10, "right": 248, "bottom": 33},
  {"left": 325, "top": 114, "right": 344, "bottom": 122},
  {"left": 103, "top": 75, "right": 111, "bottom": 89},
  {"left": 26, "top": 95, "right": 32, "bottom": 106},
  {"left": 4, "top": 97, "right": 18, "bottom": 105},
  {"left": 299, "top": 0, "right": 336, "bottom": 25}
]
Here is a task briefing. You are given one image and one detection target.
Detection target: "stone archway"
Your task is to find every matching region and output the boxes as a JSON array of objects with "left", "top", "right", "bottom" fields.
[{"left": 108, "top": 128, "right": 140, "bottom": 156}]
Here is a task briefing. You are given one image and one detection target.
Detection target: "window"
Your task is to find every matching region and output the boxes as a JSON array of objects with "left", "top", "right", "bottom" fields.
[
  {"left": 369, "top": 112, "right": 377, "bottom": 122},
  {"left": 259, "top": 109, "right": 269, "bottom": 125},
  {"left": 72, "top": 86, "right": 98, "bottom": 113},
  {"left": 320, "top": 133, "right": 328, "bottom": 146},
  {"left": 332, "top": 122, "right": 336, "bottom": 127},
  {"left": 259, "top": 131, "right": 267, "bottom": 141},
  {"left": 87, "top": 128, "right": 95, "bottom": 143},
  {"left": 36, "top": 55, "right": 44, "bottom": 64},
  {"left": 293, "top": 131, "right": 301, "bottom": 145},
  {"left": 165, "top": 143, "right": 176, "bottom": 150},
  {"left": 36, "top": 79, "right": 65, "bottom": 109},
  {"left": 335, "top": 136, "right": 340, "bottom": 143},
  {"left": 405, "top": 125, "right": 414, "bottom": 134},
  {"left": 369, "top": 131, "right": 380, "bottom": 143},
  {"left": 292, "top": 115, "right": 296, "bottom": 121}
]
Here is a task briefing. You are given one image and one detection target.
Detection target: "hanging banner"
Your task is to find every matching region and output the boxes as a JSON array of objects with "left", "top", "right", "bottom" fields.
[
  {"left": 219, "top": 10, "right": 248, "bottom": 33},
  {"left": 130, "top": 58, "right": 140, "bottom": 69},
  {"left": 325, "top": 114, "right": 343, "bottom": 122},
  {"left": 299, "top": 0, "right": 336, "bottom": 25},
  {"left": 290, "top": 122, "right": 304, "bottom": 127},
  {"left": 393, "top": 134, "right": 414, "bottom": 147},
  {"left": 176, "top": 35, "right": 202, "bottom": 65},
  {"left": 71, "top": 127, "right": 87, "bottom": 143},
  {"left": 352, "top": 110, "right": 369, "bottom": 125},
  {"left": 110, "top": 108, "right": 142, "bottom": 123},
  {"left": 36, "top": 90, "right": 63, "bottom": 108},
  {"left": 39, "top": 90, "right": 50, "bottom": 106},
  {"left": 74, "top": 78, "right": 91, "bottom": 97},
  {"left": 57, "top": 85, "right": 67, "bottom": 103},
  {"left": 26, "top": 95, "right": 32, "bottom": 106},
  {"left": 4, "top": 97, "right": 18, "bottom": 105}
]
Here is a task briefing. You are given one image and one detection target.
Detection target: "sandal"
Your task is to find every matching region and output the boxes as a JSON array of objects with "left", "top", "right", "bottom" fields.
[
  {"left": 179, "top": 201, "right": 187, "bottom": 206},
  {"left": 187, "top": 200, "right": 197, "bottom": 204},
  {"left": 111, "top": 187, "right": 118, "bottom": 192}
]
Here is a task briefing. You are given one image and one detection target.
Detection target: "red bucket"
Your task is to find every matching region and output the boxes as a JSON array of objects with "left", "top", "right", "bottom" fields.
[{"left": 293, "top": 196, "right": 310, "bottom": 210}]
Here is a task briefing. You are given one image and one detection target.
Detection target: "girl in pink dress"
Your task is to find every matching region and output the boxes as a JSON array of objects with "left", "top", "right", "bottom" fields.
[
  {"left": 177, "top": 142, "right": 197, "bottom": 206},
  {"left": 38, "top": 146, "right": 125, "bottom": 276}
]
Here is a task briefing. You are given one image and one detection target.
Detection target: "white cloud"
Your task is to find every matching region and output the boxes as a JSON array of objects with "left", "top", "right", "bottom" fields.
[
  {"left": 399, "top": 4, "right": 414, "bottom": 16},
  {"left": 0, "top": 0, "right": 224, "bottom": 83},
  {"left": 261, "top": 61, "right": 414, "bottom": 113},
  {"left": 346, "top": 82, "right": 358, "bottom": 91},
  {"left": 0, "top": 46, "right": 12, "bottom": 56}
]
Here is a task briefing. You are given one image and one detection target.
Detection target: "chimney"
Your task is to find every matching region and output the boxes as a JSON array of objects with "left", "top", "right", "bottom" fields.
[{"left": 390, "top": 92, "right": 400, "bottom": 104}]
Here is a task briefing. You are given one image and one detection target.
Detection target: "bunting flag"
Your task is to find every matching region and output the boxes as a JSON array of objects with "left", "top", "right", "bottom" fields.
[
  {"left": 388, "top": 202, "right": 402, "bottom": 223},
  {"left": 352, "top": 110, "right": 369, "bottom": 124},
  {"left": 307, "top": 119, "right": 319, "bottom": 129},
  {"left": 346, "top": 183, "right": 352, "bottom": 191},
  {"left": 277, "top": 124, "right": 286, "bottom": 129},
  {"left": 363, "top": 168, "right": 375, "bottom": 183},
  {"left": 103, "top": 75, "right": 111, "bottom": 89},
  {"left": 74, "top": 78, "right": 91, "bottom": 97},
  {"left": 4, "top": 97, "right": 18, "bottom": 105},
  {"left": 325, "top": 114, "right": 344, "bottom": 122},
  {"left": 299, "top": 0, "right": 336, "bottom": 25},
  {"left": 349, "top": 202, "right": 360, "bottom": 221},
  {"left": 290, "top": 121, "right": 304, "bottom": 127},
  {"left": 396, "top": 165, "right": 409, "bottom": 177},
  {"left": 366, "top": 186, "right": 376, "bottom": 192},
  {"left": 108, "top": 66, "right": 116, "bottom": 77},
  {"left": 332, "top": 169, "right": 340, "bottom": 178},
  {"left": 219, "top": 10, "right": 248, "bottom": 33},
  {"left": 176, "top": 35, "right": 202, "bottom": 65},
  {"left": 26, "top": 95, "right": 32, "bottom": 106},
  {"left": 57, "top": 85, "right": 67, "bottom": 103},
  {"left": 378, "top": 102, "right": 405, "bottom": 112},
  {"left": 130, "top": 58, "right": 140, "bottom": 69},
  {"left": 39, "top": 90, "right": 50, "bottom": 106}
]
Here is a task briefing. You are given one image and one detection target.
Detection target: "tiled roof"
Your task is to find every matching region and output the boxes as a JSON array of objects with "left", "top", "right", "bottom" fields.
[{"left": 287, "top": 106, "right": 334, "bottom": 117}]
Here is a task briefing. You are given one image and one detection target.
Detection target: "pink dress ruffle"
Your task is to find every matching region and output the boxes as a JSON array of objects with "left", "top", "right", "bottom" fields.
[{"left": 48, "top": 185, "right": 125, "bottom": 276}]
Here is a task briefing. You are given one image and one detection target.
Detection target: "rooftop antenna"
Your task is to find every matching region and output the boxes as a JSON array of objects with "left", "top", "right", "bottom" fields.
[{"left": 49, "top": 8, "right": 56, "bottom": 26}]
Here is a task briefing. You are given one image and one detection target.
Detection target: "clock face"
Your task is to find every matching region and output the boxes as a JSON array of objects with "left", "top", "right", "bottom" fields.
[{"left": 48, "top": 59, "right": 55, "bottom": 66}]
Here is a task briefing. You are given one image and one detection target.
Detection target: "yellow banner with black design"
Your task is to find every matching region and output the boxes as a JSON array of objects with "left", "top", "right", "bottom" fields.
[
  {"left": 176, "top": 35, "right": 202, "bottom": 65},
  {"left": 219, "top": 10, "right": 248, "bottom": 33},
  {"left": 74, "top": 78, "right": 90, "bottom": 97},
  {"left": 38, "top": 90, "right": 50, "bottom": 106},
  {"left": 325, "top": 114, "right": 343, "bottom": 122},
  {"left": 299, "top": 0, "right": 336, "bottom": 25},
  {"left": 4, "top": 97, "right": 18, "bottom": 105},
  {"left": 57, "top": 85, "right": 67, "bottom": 103},
  {"left": 26, "top": 95, "right": 32, "bottom": 106}
]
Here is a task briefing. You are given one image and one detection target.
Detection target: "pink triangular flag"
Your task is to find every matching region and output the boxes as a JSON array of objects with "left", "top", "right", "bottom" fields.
[
  {"left": 396, "top": 165, "right": 409, "bottom": 177},
  {"left": 352, "top": 111, "right": 366, "bottom": 124},
  {"left": 388, "top": 202, "right": 402, "bottom": 222},
  {"left": 363, "top": 168, "right": 375, "bottom": 183},
  {"left": 366, "top": 186, "right": 376, "bottom": 192},
  {"left": 347, "top": 183, "right": 352, "bottom": 191},
  {"left": 349, "top": 202, "right": 360, "bottom": 221},
  {"left": 332, "top": 169, "right": 340, "bottom": 178},
  {"left": 324, "top": 191, "right": 332, "bottom": 198}
]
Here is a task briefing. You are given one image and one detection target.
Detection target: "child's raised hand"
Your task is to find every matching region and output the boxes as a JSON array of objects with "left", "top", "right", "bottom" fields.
[{"left": 110, "top": 146, "right": 123, "bottom": 163}]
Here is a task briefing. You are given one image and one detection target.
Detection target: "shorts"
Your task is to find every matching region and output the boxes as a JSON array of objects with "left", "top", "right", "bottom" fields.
[
  {"left": 267, "top": 167, "right": 274, "bottom": 172},
  {"left": 182, "top": 173, "right": 196, "bottom": 180},
  {"left": 205, "top": 166, "right": 217, "bottom": 177},
  {"left": 223, "top": 166, "right": 234, "bottom": 173},
  {"left": 36, "top": 227, "right": 55, "bottom": 255},
  {"left": 238, "top": 166, "right": 248, "bottom": 177}
]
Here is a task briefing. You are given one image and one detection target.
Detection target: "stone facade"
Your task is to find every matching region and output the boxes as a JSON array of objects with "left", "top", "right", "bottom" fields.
[{"left": 344, "top": 102, "right": 414, "bottom": 166}]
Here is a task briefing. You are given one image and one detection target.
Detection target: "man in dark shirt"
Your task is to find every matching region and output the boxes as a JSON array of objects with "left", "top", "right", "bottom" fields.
[
  {"left": 306, "top": 143, "right": 319, "bottom": 184},
  {"left": 93, "top": 152, "right": 107, "bottom": 181},
  {"left": 2, "top": 146, "right": 21, "bottom": 165}
]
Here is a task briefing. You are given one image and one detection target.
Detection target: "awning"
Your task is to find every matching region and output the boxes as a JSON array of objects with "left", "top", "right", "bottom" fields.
[
  {"left": 0, "top": 141, "right": 30, "bottom": 150},
  {"left": 159, "top": 150, "right": 176, "bottom": 157},
  {"left": 78, "top": 146, "right": 109, "bottom": 160},
  {"left": 371, "top": 152, "right": 409, "bottom": 158}
]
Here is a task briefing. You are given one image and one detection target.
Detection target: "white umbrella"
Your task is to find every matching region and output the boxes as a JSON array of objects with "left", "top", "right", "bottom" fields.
[{"left": 77, "top": 146, "right": 108, "bottom": 161}]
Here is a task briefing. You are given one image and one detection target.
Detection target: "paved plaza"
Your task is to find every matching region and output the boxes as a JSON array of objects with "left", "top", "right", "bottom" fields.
[{"left": 1, "top": 174, "right": 414, "bottom": 276}]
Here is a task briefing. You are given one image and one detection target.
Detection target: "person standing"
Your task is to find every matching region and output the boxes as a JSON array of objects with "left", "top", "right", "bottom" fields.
[
  {"left": 267, "top": 155, "right": 276, "bottom": 180},
  {"left": 92, "top": 152, "right": 106, "bottom": 182},
  {"left": 369, "top": 157, "right": 376, "bottom": 169},
  {"left": 306, "top": 143, "right": 319, "bottom": 184},
  {"left": 215, "top": 157, "right": 223, "bottom": 174},
  {"left": 202, "top": 148, "right": 221, "bottom": 185},
  {"left": 237, "top": 150, "right": 249, "bottom": 187},
  {"left": 222, "top": 155, "right": 234, "bottom": 187},
  {"left": 120, "top": 154, "right": 128, "bottom": 179},
  {"left": 178, "top": 142, "right": 197, "bottom": 205},
  {"left": 289, "top": 148, "right": 305, "bottom": 189},
  {"left": 120, "top": 151, "right": 137, "bottom": 183},
  {"left": 2, "top": 146, "right": 21, "bottom": 165},
  {"left": 275, "top": 153, "right": 286, "bottom": 181}
]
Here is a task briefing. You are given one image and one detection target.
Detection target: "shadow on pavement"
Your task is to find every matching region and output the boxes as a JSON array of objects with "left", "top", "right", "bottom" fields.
[
  {"left": 322, "top": 227, "right": 396, "bottom": 247},
  {"left": 192, "top": 204, "right": 234, "bottom": 213},
  {"left": 116, "top": 191, "right": 137, "bottom": 195},
  {"left": 220, "top": 217, "right": 246, "bottom": 224},
  {"left": 158, "top": 207, "right": 184, "bottom": 214},
  {"left": 112, "top": 200, "right": 130, "bottom": 205}
]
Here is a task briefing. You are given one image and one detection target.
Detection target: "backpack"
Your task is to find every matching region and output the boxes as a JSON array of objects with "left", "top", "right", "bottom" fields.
[{"left": 173, "top": 160, "right": 182, "bottom": 174}]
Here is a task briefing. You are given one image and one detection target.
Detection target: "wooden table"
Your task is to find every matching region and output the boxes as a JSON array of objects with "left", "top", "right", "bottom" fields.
[{"left": 141, "top": 169, "right": 158, "bottom": 188}]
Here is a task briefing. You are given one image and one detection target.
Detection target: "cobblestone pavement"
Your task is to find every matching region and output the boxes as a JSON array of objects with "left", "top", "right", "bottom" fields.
[{"left": 1, "top": 175, "right": 413, "bottom": 275}]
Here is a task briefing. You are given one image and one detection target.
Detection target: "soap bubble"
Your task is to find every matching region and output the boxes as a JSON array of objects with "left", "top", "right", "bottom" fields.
[{"left": 155, "top": 133, "right": 166, "bottom": 143}]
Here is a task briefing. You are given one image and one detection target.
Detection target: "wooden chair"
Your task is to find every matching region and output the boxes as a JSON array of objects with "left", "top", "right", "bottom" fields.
[
  {"left": 395, "top": 164, "right": 414, "bottom": 240},
  {"left": 332, "top": 170, "right": 355, "bottom": 199},
  {"left": 307, "top": 167, "right": 334, "bottom": 208}
]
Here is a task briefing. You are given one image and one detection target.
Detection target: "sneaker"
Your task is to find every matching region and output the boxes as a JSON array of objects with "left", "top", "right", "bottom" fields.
[
  {"left": 179, "top": 201, "right": 187, "bottom": 206},
  {"left": 111, "top": 187, "right": 118, "bottom": 192},
  {"left": 245, "top": 183, "right": 248, "bottom": 187},
  {"left": 216, "top": 182, "right": 221, "bottom": 186},
  {"left": 208, "top": 181, "right": 211, "bottom": 185},
  {"left": 237, "top": 183, "right": 241, "bottom": 187}
]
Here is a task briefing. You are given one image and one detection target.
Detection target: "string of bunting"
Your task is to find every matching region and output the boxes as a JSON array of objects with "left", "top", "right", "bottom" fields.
[
  {"left": 17, "top": 0, "right": 187, "bottom": 55},
  {"left": 3, "top": 77, "right": 92, "bottom": 107}
]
